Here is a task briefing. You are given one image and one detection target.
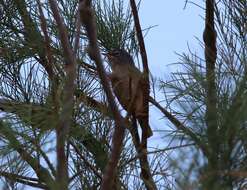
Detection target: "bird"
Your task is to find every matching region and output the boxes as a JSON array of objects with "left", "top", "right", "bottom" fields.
[{"left": 104, "top": 49, "right": 153, "bottom": 138}]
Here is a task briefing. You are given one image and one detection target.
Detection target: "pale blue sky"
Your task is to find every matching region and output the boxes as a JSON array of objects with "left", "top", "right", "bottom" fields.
[{"left": 139, "top": 0, "right": 204, "bottom": 77}]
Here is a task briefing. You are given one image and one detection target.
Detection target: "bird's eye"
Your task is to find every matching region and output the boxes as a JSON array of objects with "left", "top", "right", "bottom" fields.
[
  {"left": 112, "top": 50, "right": 120, "bottom": 56},
  {"left": 108, "top": 49, "right": 124, "bottom": 58},
  {"left": 114, "top": 53, "right": 120, "bottom": 57}
]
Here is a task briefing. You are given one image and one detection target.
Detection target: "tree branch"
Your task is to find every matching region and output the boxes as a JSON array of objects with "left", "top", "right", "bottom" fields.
[
  {"left": 49, "top": 0, "right": 77, "bottom": 189},
  {"left": 79, "top": 1, "right": 126, "bottom": 189},
  {"left": 149, "top": 96, "right": 209, "bottom": 157},
  {"left": 203, "top": 0, "right": 218, "bottom": 166},
  {"left": 130, "top": 0, "right": 150, "bottom": 141},
  {"left": 36, "top": 0, "right": 55, "bottom": 80},
  {"left": 128, "top": 119, "right": 157, "bottom": 190},
  {"left": 69, "top": 141, "right": 102, "bottom": 181},
  {"left": 129, "top": 2, "right": 156, "bottom": 189}
]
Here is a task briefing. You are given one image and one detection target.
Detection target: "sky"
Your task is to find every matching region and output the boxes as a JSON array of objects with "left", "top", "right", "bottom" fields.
[
  {"left": 137, "top": 0, "right": 205, "bottom": 145},
  {"left": 139, "top": 0, "right": 204, "bottom": 77}
]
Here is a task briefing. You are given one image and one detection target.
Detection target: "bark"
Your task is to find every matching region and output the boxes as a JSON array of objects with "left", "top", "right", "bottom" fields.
[
  {"left": 49, "top": 0, "right": 77, "bottom": 189},
  {"left": 79, "top": 1, "right": 126, "bottom": 189},
  {"left": 203, "top": 0, "right": 220, "bottom": 188}
]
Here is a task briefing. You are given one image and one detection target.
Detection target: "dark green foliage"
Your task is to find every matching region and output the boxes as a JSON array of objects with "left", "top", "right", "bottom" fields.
[{"left": 94, "top": 0, "right": 138, "bottom": 54}]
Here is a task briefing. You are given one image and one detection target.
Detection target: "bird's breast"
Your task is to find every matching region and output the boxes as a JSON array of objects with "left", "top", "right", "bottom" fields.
[{"left": 110, "top": 76, "right": 132, "bottom": 110}]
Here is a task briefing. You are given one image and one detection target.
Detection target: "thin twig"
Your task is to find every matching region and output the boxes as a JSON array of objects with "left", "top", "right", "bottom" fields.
[
  {"left": 69, "top": 141, "right": 102, "bottom": 181},
  {"left": 12, "top": 0, "right": 53, "bottom": 79},
  {"left": 149, "top": 96, "right": 209, "bottom": 156},
  {"left": 0, "top": 122, "right": 55, "bottom": 189},
  {"left": 128, "top": 119, "right": 157, "bottom": 190},
  {"left": 127, "top": 143, "right": 195, "bottom": 164},
  {"left": 0, "top": 171, "right": 47, "bottom": 189},
  {"left": 36, "top": 0, "right": 54, "bottom": 80}
]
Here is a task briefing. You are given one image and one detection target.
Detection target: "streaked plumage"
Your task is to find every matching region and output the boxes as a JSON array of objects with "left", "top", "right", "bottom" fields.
[{"left": 105, "top": 49, "right": 153, "bottom": 138}]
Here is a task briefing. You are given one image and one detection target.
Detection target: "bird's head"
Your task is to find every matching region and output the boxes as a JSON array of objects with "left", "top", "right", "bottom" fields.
[{"left": 104, "top": 49, "right": 134, "bottom": 68}]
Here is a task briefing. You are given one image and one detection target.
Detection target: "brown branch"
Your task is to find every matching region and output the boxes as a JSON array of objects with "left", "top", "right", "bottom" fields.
[
  {"left": 0, "top": 171, "right": 39, "bottom": 182},
  {"left": 128, "top": 119, "right": 157, "bottom": 190},
  {"left": 203, "top": 0, "right": 218, "bottom": 162},
  {"left": 78, "top": 59, "right": 97, "bottom": 74},
  {"left": 26, "top": 136, "right": 56, "bottom": 178},
  {"left": 49, "top": 0, "right": 77, "bottom": 189},
  {"left": 129, "top": 0, "right": 149, "bottom": 73},
  {"left": 39, "top": 149, "right": 56, "bottom": 178},
  {"left": 36, "top": 0, "right": 60, "bottom": 141},
  {"left": 130, "top": 0, "right": 150, "bottom": 141},
  {"left": 36, "top": 0, "right": 55, "bottom": 80},
  {"left": 75, "top": 89, "right": 111, "bottom": 115},
  {"left": 74, "top": 11, "right": 82, "bottom": 54},
  {"left": 203, "top": 0, "right": 219, "bottom": 187},
  {"left": 129, "top": 2, "right": 156, "bottom": 189},
  {"left": 79, "top": 1, "right": 125, "bottom": 189}
]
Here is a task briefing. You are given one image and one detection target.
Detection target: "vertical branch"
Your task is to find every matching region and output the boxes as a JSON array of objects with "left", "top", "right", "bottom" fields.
[
  {"left": 37, "top": 0, "right": 59, "bottom": 123},
  {"left": 129, "top": 120, "right": 157, "bottom": 190},
  {"left": 204, "top": 0, "right": 217, "bottom": 156},
  {"left": 203, "top": 0, "right": 218, "bottom": 187},
  {"left": 49, "top": 0, "right": 77, "bottom": 189},
  {"left": 129, "top": 0, "right": 150, "bottom": 140},
  {"left": 37, "top": 0, "right": 54, "bottom": 76},
  {"left": 73, "top": 11, "right": 82, "bottom": 54},
  {"left": 129, "top": 0, "right": 149, "bottom": 71},
  {"left": 129, "top": 1, "right": 157, "bottom": 189},
  {"left": 79, "top": 0, "right": 125, "bottom": 189}
]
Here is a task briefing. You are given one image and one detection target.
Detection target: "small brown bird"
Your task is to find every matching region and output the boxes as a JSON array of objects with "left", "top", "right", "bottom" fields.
[{"left": 105, "top": 49, "right": 153, "bottom": 138}]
